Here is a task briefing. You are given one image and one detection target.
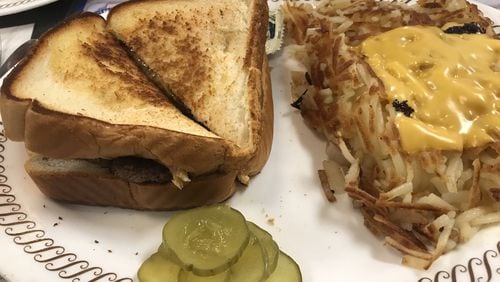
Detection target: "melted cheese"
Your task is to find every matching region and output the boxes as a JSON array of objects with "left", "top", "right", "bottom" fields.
[{"left": 361, "top": 26, "right": 500, "bottom": 153}]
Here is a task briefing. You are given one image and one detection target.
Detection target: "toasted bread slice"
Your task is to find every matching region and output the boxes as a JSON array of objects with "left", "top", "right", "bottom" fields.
[
  {"left": 107, "top": 0, "right": 269, "bottom": 168},
  {"left": 0, "top": 13, "right": 231, "bottom": 178}
]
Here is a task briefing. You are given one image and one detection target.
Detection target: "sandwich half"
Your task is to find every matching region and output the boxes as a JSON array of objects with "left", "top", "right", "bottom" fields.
[{"left": 106, "top": 0, "right": 270, "bottom": 181}]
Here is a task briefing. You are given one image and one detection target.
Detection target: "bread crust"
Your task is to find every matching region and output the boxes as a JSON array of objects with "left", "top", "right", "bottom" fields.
[
  {"left": 25, "top": 156, "right": 237, "bottom": 210},
  {"left": 22, "top": 102, "right": 229, "bottom": 175},
  {"left": 226, "top": 0, "right": 270, "bottom": 173},
  {"left": 244, "top": 57, "right": 274, "bottom": 177},
  {"left": 245, "top": 0, "right": 269, "bottom": 71},
  {"left": 0, "top": 91, "right": 30, "bottom": 141},
  {"left": 226, "top": 57, "right": 273, "bottom": 180}
]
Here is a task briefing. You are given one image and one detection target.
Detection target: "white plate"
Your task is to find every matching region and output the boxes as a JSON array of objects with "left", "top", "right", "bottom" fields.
[
  {"left": 0, "top": 2, "right": 499, "bottom": 282},
  {"left": 0, "top": 0, "right": 59, "bottom": 16}
]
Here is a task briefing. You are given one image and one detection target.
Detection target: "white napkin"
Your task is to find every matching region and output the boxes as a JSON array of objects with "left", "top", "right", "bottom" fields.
[
  {"left": 83, "top": 0, "right": 126, "bottom": 14},
  {"left": 0, "top": 24, "right": 33, "bottom": 65}
]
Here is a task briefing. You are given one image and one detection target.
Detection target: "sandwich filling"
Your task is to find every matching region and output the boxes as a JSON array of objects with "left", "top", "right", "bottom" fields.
[
  {"left": 361, "top": 26, "right": 500, "bottom": 153},
  {"left": 102, "top": 157, "right": 172, "bottom": 184}
]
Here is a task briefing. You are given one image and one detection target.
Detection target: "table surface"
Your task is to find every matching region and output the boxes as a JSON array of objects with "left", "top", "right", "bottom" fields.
[{"left": 0, "top": 0, "right": 498, "bottom": 281}]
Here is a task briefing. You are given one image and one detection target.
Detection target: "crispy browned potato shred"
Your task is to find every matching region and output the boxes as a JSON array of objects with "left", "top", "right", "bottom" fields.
[{"left": 283, "top": 0, "right": 500, "bottom": 269}]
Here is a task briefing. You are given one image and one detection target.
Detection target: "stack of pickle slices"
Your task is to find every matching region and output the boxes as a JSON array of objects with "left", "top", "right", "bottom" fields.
[{"left": 138, "top": 205, "right": 301, "bottom": 282}]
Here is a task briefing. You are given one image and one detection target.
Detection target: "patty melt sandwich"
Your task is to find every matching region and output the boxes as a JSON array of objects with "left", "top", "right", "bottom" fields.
[{"left": 0, "top": 0, "right": 272, "bottom": 211}]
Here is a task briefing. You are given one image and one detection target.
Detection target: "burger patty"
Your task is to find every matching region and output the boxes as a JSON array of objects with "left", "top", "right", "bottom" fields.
[{"left": 89, "top": 157, "right": 173, "bottom": 184}]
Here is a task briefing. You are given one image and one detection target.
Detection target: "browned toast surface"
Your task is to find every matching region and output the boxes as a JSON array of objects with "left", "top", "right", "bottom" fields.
[{"left": 107, "top": 0, "right": 269, "bottom": 153}]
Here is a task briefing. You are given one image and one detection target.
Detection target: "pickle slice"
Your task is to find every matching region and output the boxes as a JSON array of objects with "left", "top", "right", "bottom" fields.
[
  {"left": 247, "top": 221, "right": 279, "bottom": 278},
  {"left": 178, "top": 269, "right": 230, "bottom": 282},
  {"left": 162, "top": 205, "right": 250, "bottom": 276},
  {"left": 158, "top": 242, "right": 175, "bottom": 259},
  {"left": 230, "top": 235, "right": 267, "bottom": 282},
  {"left": 266, "top": 252, "right": 302, "bottom": 282},
  {"left": 137, "top": 252, "right": 181, "bottom": 282}
]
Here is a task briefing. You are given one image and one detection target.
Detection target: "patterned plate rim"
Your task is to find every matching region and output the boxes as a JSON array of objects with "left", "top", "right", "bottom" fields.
[
  {"left": 0, "top": 0, "right": 499, "bottom": 281},
  {"left": 0, "top": 123, "right": 133, "bottom": 281}
]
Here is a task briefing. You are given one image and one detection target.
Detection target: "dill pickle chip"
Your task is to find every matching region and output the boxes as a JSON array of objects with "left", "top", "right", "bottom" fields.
[
  {"left": 247, "top": 221, "right": 279, "bottom": 278},
  {"left": 266, "top": 251, "right": 302, "bottom": 282},
  {"left": 178, "top": 269, "right": 230, "bottom": 282},
  {"left": 229, "top": 235, "right": 267, "bottom": 282},
  {"left": 157, "top": 242, "right": 177, "bottom": 259},
  {"left": 137, "top": 252, "right": 181, "bottom": 282},
  {"left": 162, "top": 205, "right": 250, "bottom": 276}
]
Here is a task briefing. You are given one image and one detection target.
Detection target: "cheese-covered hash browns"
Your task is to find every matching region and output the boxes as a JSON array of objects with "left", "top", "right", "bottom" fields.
[{"left": 284, "top": 0, "right": 500, "bottom": 269}]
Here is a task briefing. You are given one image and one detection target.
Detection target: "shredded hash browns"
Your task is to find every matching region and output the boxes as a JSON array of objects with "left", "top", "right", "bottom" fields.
[{"left": 284, "top": 0, "right": 500, "bottom": 269}]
